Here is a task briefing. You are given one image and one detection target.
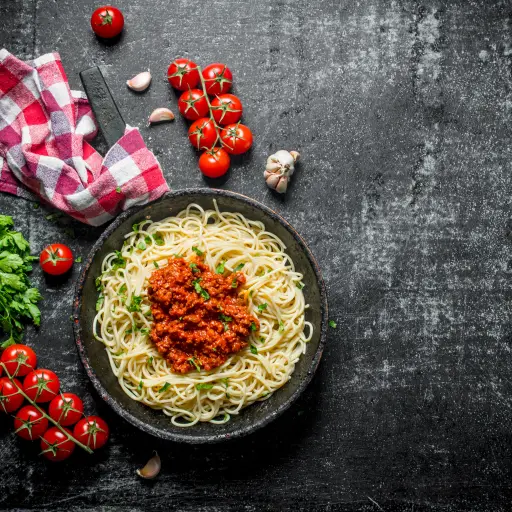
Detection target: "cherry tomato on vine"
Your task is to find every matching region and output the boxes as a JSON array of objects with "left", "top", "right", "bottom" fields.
[
  {"left": 198, "top": 147, "right": 230, "bottom": 178},
  {"left": 14, "top": 405, "right": 48, "bottom": 441},
  {"left": 220, "top": 123, "right": 253, "bottom": 155},
  {"left": 40, "top": 427, "right": 76, "bottom": 462},
  {"left": 178, "top": 89, "right": 209, "bottom": 121},
  {"left": 0, "top": 377, "right": 23, "bottom": 413},
  {"left": 90, "top": 6, "right": 124, "bottom": 39},
  {"left": 39, "top": 244, "right": 73, "bottom": 276},
  {"left": 211, "top": 94, "right": 243, "bottom": 126},
  {"left": 0, "top": 344, "right": 37, "bottom": 378},
  {"left": 202, "top": 63, "right": 233, "bottom": 95},
  {"left": 49, "top": 393, "right": 84, "bottom": 427},
  {"left": 188, "top": 118, "right": 217, "bottom": 150},
  {"left": 73, "top": 416, "right": 109, "bottom": 450},
  {"left": 23, "top": 369, "right": 60, "bottom": 403},
  {"left": 167, "top": 58, "right": 200, "bottom": 91}
]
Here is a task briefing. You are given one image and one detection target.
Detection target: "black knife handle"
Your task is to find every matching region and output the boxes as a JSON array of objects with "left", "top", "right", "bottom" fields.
[{"left": 79, "top": 66, "right": 126, "bottom": 147}]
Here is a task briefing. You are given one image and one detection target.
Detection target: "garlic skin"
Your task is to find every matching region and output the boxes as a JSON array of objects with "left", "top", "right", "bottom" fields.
[
  {"left": 148, "top": 108, "right": 175, "bottom": 125},
  {"left": 136, "top": 451, "right": 161, "bottom": 479},
  {"left": 127, "top": 71, "right": 152, "bottom": 92},
  {"left": 264, "top": 150, "right": 300, "bottom": 193}
]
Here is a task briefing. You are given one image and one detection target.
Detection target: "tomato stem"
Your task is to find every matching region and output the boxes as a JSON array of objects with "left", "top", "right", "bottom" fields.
[{"left": 0, "top": 362, "right": 93, "bottom": 454}]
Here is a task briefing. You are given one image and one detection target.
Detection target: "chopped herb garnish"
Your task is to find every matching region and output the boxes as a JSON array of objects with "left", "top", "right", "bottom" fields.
[
  {"left": 250, "top": 345, "right": 258, "bottom": 355},
  {"left": 215, "top": 260, "right": 225, "bottom": 274},
  {"left": 259, "top": 336, "right": 265, "bottom": 343},
  {"left": 158, "top": 382, "right": 171, "bottom": 393},
  {"left": 75, "top": 256, "right": 82, "bottom": 263},
  {"left": 119, "top": 284, "right": 127, "bottom": 294},
  {"left": 329, "top": 320, "right": 337, "bottom": 328},
  {"left": 116, "top": 186, "right": 121, "bottom": 193},
  {"left": 147, "top": 356, "right": 153, "bottom": 365},
  {"left": 95, "top": 276, "right": 102, "bottom": 291},
  {"left": 127, "top": 295, "right": 143, "bottom": 312},
  {"left": 231, "top": 277, "right": 238, "bottom": 288},
  {"left": 153, "top": 261, "right": 159, "bottom": 268},
  {"left": 192, "top": 279, "right": 210, "bottom": 301},
  {"left": 279, "top": 322, "right": 285, "bottom": 333},
  {"left": 153, "top": 234, "right": 165, "bottom": 246},
  {"left": 192, "top": 246, "right": 203, "bottom": 256},
  {"left": 189, "top": 262, "right": 199, "bottom": 273},
  {"left": 137, "top": 242, "right": 146, "bottom": 250},
  {"left": 196, "top": 383, "right": 214, "bottom": 390},
  {"left": 249, "top": 290, "right": 254, "bottom": 298},
  {"left": 179, "top": 316, "right": 183, "bottom": 321},
  {"left": 174, "top": 253, "right": 183, "bottom": 258},
  {"left": 296, "top": 282, "right": 304, "bottom": 290},
  {"left": 132, "top": 223, "right": 139, "bottom": 232},
  {"left": 112, "top": 251, "right": 126, "bottom": 270},
  {"left": 95, "top": 295, "right": 104, "bottom": 311},
  {"left": 221, "top": 378, "right": 229, "bottom": 387},
  {"left": 137, "top": 380, "right": 143, "bottom": 391},
  {"left": 140, "top": 327, "right": 150, "bottom": 335},
  {"left": 233, "top": 263, "right": 245, "bottom": 272},
  {"left": 144, "top": 235, "right": 152, "bottom": 244},
  {"left": 189, "top": 357, "right": 201, "bottom": 371},
  {"left": 219, "top": 314, "right": 232, "bottom": 322},
  {"left": 257, "top": 303, "right": 268, "bottom": 312},
  {"left": 250, "top": 322, "right": 257, "bottom": 331}
]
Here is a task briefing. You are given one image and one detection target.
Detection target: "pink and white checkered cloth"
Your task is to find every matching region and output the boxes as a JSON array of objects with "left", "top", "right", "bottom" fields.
[{"left": 0, "top": 49, "right": 169, "bottom": 226}]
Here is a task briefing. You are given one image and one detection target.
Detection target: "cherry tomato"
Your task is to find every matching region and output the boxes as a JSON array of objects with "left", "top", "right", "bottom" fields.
[
  {"left": 198, "top": 147, "right": 230, "bottom": 178},
  {"left": 23, "top": 369, "right": 60, "bottom": 403},
  {"left": 0, "top": 377, "right": 23, "bottom": 413},
  {"left": 211, "top": 94, "right": 243, "bottom": 126},
  {"left": 73, "top": 416, "right": 109, "bottom": 450},
  {"left": 90, "top": 6, "right": 124, "bottom": 39},
  {"left": 178, "top": 89, "right": 209, "bottom": 121},
  {"left": 40, "top": 427, "right": 75, "bottom": 462},
  {"left": 188, "top": 118, "right": 217, "bottom": 150},
  {"left": 49, "top": 393, "right": 84, "bottom": 426},
  {"left": 167, "top": 58, "right": 200, "bottom": 91},
  {"left": 0, "top": 344, "right": 37, "bottom": 378},
  {"left": 39, "top": 244, "right": 73, "bottom": 276},
  {"left": 14, "top": 405, "right": 48, "bottom": 441},
  {"left": 202, "top": 63, "right": 233, "bottom": 95},
  {"left": 220, "top": 123, "right": 253, "bottom": 155}
]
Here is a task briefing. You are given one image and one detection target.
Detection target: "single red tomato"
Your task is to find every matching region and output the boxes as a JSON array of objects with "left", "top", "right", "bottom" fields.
[
  {"left": 211, "top": 94, "right": 243, "bottom": 126},
  {"left": 220, "top": 123, "right": 253, "bottom": 155},
  {"left": 39, "top": 244, "right": 73, "bottom": 276},
  {"left": 23, "top": 369, "right": 60, "bottom": 403},
  {"left": 202, "top": 63, "right": 233, "bottom": 95},
  {"left": 188, "top": 118, "right": 217, "bottom": 150},
  {"left": 167, "top": 58, "right": 200, "bottom": 91},
  {"left": 178, "top": 89, "right": 209, "bottom": 121},
  {"left": 49, "top": 393, "right": 84, "bottom": 426},
  {"left": 0, "top": 377, "right": 23, "bottom": 413},
  {"left": 14, "top": 405, "right": 48, "bottom": 441},
  {"left": 40, "top": 427, "right": 75, "bottom": 462},
  {"left": 1, "top": 344, "right": 37, "bottom": 378},
  {"left": 90, "top": 6, "right": 124, "bottom": 39},
  {"left": 198, "top": 147, "right": 230, "bottom": 178},
  {"left": 73, "top": 416, "right": 110, "bottom": 450}
]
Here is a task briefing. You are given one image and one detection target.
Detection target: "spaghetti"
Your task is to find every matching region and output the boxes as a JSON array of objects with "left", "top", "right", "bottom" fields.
[{"left": 93, "top": 201, "right": 313, "bottom": 427}]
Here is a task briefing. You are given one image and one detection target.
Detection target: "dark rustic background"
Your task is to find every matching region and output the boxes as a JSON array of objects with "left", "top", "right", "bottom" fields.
[{"left": 1, "top": 0, "right": 512, "bottom": 510}]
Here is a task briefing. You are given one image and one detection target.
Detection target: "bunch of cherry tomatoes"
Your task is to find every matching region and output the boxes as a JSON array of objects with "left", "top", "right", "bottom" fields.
[
  {"left": 168, "top": 59, "right": 253, "bottom": 178},
  {"left": 0, "top": 344, "right": 109, "bottom": 462}
]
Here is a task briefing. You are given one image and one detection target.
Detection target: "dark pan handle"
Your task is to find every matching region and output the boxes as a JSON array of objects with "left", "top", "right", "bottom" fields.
[{"left": 79, "top": 66, "right": 126, "bottom": 147}]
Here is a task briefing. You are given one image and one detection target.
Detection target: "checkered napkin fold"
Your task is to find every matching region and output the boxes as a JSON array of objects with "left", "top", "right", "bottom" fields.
[{"left": 0, "top": 49, "right": 169, "bottom": 226}]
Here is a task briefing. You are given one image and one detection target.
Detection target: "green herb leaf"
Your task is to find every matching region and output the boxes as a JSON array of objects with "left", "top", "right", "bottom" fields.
[
  {"left": 192, "top": 279, "right": 210, "bottom": 301},
  {"left": 189, "top": 357, "right": 201, "bottom": 372},
  {"left": 132, "top": 223, "right": 139, "bottom": 232},
  {"left": 231, "top": 277, "right": 238, "bottom": 288},
  {"left": 140, "top": 328, "right": 150, "bottom": 335},
  {"left": 138, "top": 380, "right": 143, "bottom": 391},
  {"left": 119, "top": 284, "right": 127, "bottom": 294},
  {"left": 147, "top": 356, "right": 153, "bottom": 365},
  {"left": 257, "top": 303, "right": 268, "bottom": 312},
  {"left": 250, "top": 322, "right": 257, "bottom": 331},
  {"left": 116, "top": 186, "right": 121, "bottom": 193},
  {"left": 196, "top": 383, "right": 214, "bottom": 390},
  {"left": 249, "top": 290, "right": 254, "bottom": 298},
  {"left": 219, "top": 314, "right": 232, "bottom": 322},
  {"left": 96, "top": 295, "right": 104, "bottom": 311},
  {"left": 296, "top": 282, "right": 304, "bottom": 290},
  {"left": 233, "top": 263, "right": 245, "bottom": 272},
  {"left": 215, "top": 261, "right": 225, "bottom": 274},
  {"left": 189, "top": 262, "right": 199, "bottom": 273},
  {"left": 74, "top": 256, "right": 82, "bottom": 263},
  {"left": 192, "top": 246, "right": 203, "bottom": 256},
  {"left": 95, "top": 276, "right": 102, "bottom": 291},
  {"left": 153, "top": 234, "right": 165, "bottom": 246},
  {"left": 153, "top": 261, "right": 159, "bottom": 268},
  {"left": 127, "top": 295, "right": 143, "bottom": 312},
  {"left": 221, "top": 378, "right": 229, "bottom": 387},
  {"left": 329, "top": 320, "right": 337, "bottom": 328},
  {"left": 137, "top": 242, "right": 146, "bottom": 251},
  {"left": 259, "top": 336, "right": 265, "bottom": 343},
  {"left": 279, "top": 322, "right": 284, "bottom": 333},
  {"left": 250, "top": 345, "right": 258, "bottom": 355},
  {"left": 158, "top": 382, "right": 171, "bottom": 393},
  {"left": 112, "top": 251, "right": 126, "bottom": 270}
]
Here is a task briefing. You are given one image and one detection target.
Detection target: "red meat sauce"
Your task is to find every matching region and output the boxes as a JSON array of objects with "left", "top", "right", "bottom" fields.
[{"left": 148, "top": 255, "right": 259, "bottom": 373}]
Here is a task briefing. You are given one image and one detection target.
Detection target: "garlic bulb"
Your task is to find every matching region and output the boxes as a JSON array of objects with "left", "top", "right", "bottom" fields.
[
  {"left": 148, "top": 108, "right": 175, "bottom": 125},
  {"left": 264, "top": 150, "right": 299, "bottom": 193},
  {"left": 127, "top": 70, "right": 152, "bottom": 92}
]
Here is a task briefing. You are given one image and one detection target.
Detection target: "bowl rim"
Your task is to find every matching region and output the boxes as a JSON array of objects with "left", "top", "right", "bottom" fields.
[{"left": 73, "top": 188, "right": 328, "bottom": 443}]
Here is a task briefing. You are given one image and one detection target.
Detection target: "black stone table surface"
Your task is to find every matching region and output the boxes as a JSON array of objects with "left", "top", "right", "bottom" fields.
[{"left": 1, "top": 1, "right": 512, "bottom": 510}]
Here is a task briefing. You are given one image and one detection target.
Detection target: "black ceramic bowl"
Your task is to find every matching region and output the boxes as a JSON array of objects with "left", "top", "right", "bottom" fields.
[{"left": 73, "top": 189, "right": 328, "bottom": 443}]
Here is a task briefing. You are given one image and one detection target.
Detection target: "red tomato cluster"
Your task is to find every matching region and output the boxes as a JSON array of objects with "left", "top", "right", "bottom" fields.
[
  {"left": 0, "top": 344, "right": 109, "bottom": 462},
  {"left": 167, "top": 59, "right": 253, "bottom": 178}
]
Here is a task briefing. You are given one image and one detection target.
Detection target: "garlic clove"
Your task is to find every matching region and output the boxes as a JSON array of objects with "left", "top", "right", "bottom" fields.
[
  {"left": 265, "top": 174, "right": 281, "bottom": 189},
  {"left": 127, "top": 70, "right": 152, "bottom": 92},
  {"left": 148, "top": 108, "right": 175, "bottom": 125},
  {"left": 136, "top": 451, "right": 161, "bottom": 479},
  {"left": 275, "top": 176, "right": 289, "bottom": 193}
]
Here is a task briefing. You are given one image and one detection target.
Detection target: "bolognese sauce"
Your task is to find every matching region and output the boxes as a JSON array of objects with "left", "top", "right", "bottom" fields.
[{"left": 148, "top": 256, "right": 259, "bottom": 373}]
